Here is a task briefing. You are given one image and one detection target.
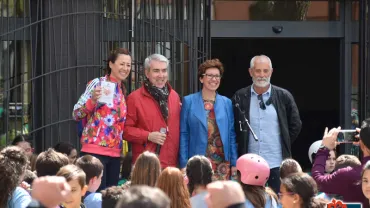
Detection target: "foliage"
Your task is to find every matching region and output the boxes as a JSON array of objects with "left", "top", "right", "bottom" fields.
[{"left": 249, "top": 1, "right": 311, "bottom": 21}]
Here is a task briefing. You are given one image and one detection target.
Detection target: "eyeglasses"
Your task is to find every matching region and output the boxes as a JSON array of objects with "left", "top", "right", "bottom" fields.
[
  {"left": 278, "top": 192, "right": 295, "bottom": 198},
  {"left": 257, "top": 94, "right": 266, "bottom": 110},
  {"left": 203, "top": 74, "right": 222, "bottom": 80}
]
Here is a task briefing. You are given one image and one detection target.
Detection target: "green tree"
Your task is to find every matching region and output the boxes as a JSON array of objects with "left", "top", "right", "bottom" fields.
[{"left": 249, "top": 1, "right": 311, "bottom": 21}]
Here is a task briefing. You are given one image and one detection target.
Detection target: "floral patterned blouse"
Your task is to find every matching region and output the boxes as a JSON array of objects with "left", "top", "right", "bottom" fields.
[
  {"left": 204, "top": 100, "right": 231, "bottom": 181},
  {"left": 72, "top": 75, "right": 127, "bottom": 157}
]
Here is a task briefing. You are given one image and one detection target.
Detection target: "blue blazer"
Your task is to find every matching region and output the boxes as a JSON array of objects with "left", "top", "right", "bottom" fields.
[{"left": 179, "top": 91, "right": 238, "bottom": 168}]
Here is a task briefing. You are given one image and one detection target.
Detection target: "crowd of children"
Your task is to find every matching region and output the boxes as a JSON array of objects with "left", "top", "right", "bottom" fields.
[{"left": 4, "top": 119, "right": 370, "bottom": 207}]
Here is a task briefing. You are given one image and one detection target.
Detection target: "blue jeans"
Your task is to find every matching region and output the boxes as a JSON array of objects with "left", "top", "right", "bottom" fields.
[
  {"left": 267, "top": 167, "right": 280, "bottom": 194},
  {"left": 80, "top": 152, "right": 121, "bottom": 191}
]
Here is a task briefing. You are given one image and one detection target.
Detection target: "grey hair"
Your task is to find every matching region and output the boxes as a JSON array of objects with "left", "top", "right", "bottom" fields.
[
  {"left": 250, "top": 55, "right": 273, "bottom": 69},
  {"left": 144, "top": 54, "right": 169, "bottom": 70}
]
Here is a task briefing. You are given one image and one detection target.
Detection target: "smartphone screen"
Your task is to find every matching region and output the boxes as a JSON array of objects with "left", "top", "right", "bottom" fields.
[{"left": 337, "top": 130, "right": 358, "bottom": 143}]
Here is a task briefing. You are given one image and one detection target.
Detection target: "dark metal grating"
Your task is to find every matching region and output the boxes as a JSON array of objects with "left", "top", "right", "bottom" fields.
[{"left": 0, "top": 0, "right": 211, "bottom": 152}]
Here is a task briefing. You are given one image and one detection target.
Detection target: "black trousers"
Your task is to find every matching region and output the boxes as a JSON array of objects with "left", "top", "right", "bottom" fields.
[{"left": 80, "top": 152, "right": 121, "bottom": 191}]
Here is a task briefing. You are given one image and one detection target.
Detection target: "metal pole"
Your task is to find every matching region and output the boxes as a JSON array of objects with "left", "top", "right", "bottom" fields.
[{"left": 359, "top": 0, "right": 367, "bottom": 124}]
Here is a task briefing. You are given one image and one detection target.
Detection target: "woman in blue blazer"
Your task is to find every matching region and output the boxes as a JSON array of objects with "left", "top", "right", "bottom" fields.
[{"left": 179, "top": 59, "right": 238, "bottom": 182}]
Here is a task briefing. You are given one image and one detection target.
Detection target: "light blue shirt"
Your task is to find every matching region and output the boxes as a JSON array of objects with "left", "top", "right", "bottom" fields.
[
  {"left": 84, "top": 192, "right": 102, "bottom": 208},
  {"left": 249, "top": 85, "right": 282, "bottom": 168},
  {"left": 245, "top": 193, "right": 280, "bottom": 208},
  {"left": 190, "top": 191, "right": 208, "bottom": 208},
  {"left": 7, "top": 187, "right": 32, "bottom": 208}
]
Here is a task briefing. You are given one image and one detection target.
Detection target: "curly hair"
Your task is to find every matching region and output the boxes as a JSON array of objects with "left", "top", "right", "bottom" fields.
[
  {"left": 185, "top": 155, "right": 213, "bottom": 195},
  {"left": 101, "top": 186, "right": 126, "bottom": 208},
  {"left": 197, "top": 59, "right": 224, "bottom": 79},
  {"left": 0, "top": 146, "right": 28, "bottom": 207}
]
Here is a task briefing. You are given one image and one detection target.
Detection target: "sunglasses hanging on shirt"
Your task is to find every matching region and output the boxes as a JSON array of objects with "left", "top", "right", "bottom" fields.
[{"left": 257, "top": 94, "right": 272, "bottom": 110}]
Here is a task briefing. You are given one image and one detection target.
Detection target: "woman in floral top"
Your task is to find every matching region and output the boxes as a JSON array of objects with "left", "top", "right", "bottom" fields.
[{"left": 72, "top": 48, "right": 131, "bottom": 190}]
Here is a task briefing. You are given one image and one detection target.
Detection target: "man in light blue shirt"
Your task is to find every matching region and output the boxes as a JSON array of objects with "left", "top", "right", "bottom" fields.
[{"left": 232, "top": 55, "right": 302, "bottom": 194}]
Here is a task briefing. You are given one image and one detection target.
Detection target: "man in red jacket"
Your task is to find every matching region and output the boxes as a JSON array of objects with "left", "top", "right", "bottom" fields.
[{"left": 124, "top": 54, "right": 181, "bottom": 168}]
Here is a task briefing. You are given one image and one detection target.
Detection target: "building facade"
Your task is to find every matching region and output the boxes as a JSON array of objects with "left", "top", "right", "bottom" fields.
[{"left": 0, "top": 0, "right": 368, "bottom": 167}]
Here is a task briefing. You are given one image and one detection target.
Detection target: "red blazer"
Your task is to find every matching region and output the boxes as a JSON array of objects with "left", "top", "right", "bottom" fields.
[{"left": 123, "top": 85, "right": 181, "bottom": 168}]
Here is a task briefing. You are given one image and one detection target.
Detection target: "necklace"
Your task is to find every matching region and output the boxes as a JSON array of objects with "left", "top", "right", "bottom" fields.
[{"left": 202, "top": 93, "right": 216, "bottom": 111}]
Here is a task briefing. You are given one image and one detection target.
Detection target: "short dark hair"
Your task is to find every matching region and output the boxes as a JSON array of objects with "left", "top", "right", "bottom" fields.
[
  {"left": 101, "top": 186, "right": 126, "bottom": 208},
  {"left": 54, "top": 142, "right": 75, "bottom": 156},
  {"left": 76, "top": 154, "right": 104, "bottom": 183},
  {"left": 280, "top": 158, "right": 302, "bottom": 179},
  {"left": 197, "top": 59, "right": 224, "bottom": 79},
  {"left": 35, "top": 148, "right": 69, "bottom": 177},
  {"left": 23, "top": 169, "right": 37, "bottom": 185},
  {"left": 11, "top": 134, "right": 31, "bottom": 146},
  {"left": 281, "top": 173, "right": 324, "bottom": 207},
  {"left": 116, "top": 185, "right": 170, "bottom": 208}
]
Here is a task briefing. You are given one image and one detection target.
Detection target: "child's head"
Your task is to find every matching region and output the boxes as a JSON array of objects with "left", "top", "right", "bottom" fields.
[
  {"left": 54, "top": 142, "right": 78, "bottom": 164},
  {"left": 156, "top": 167, "right": 191, "bottom": 208},
  {"left": 12, "top": 134, "right": 33, "bottom": 158},
  {"left": 236, "top": 153, "right": 270, "bottom": 186},
  {"left": 131, "top": 151, "right": 161, "bottom": 187},
  {"left": 115, "top": 185, "right": 170, "bottom": 208},
  {"left": 325, "top": 150, "right": 336, "bottom": 173},
  {"left": 23, "top": 169, "right": 37, "bottom": 185},
  {"left": 185, "top": 155, "right": 213, "bottom": 195},
  {"left": 280, "top": 158, "right": 302, "bottom": 179},
  {"left": 75, "top": 154, "right": 104, "bottom": 192},
  {"left": 56, "top": 164, "right": 88, "bottom": 208},
  {"left": 101, "top": 186, "right": 126, "bottom": 208},
  {"left": 280, "top": 173, "right": 327, "bottom": 208},
  {"left": 36, "top": 148, "right": 69, "bottom": 177},
  {"left": 334, "top": 154, "right": 361, "bottom": 171},
  {"left": 362, "top": 161, "right": 370, "bottom": 200},
  {"left": 236, "top": 154, "right": 276, "bottom": 207},
  {"left": 308, "top": 140, "right": 336, "bottom": 173},
  {"left": 0, "top": 146, "right": 29, "bottom": 207}
]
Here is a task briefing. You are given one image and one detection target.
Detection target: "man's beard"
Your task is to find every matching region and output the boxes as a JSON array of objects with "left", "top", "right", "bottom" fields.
[{"left": 252, "top": 77, "right": 271, "bottom": 88}]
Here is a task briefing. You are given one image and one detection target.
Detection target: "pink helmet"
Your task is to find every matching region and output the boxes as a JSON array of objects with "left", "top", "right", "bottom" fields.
[{"left": 236, "top": 153, "right": 270, "bottom": 186}]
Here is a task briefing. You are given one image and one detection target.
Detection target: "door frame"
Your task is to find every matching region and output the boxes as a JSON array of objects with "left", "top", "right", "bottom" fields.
[{"left": 210, "top": 0, "right": 358, "bottom": 129}]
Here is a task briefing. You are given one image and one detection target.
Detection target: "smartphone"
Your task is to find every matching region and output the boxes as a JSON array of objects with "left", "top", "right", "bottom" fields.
[{"left": 337, "top": 129, "right": 358, "bottom": 143}]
